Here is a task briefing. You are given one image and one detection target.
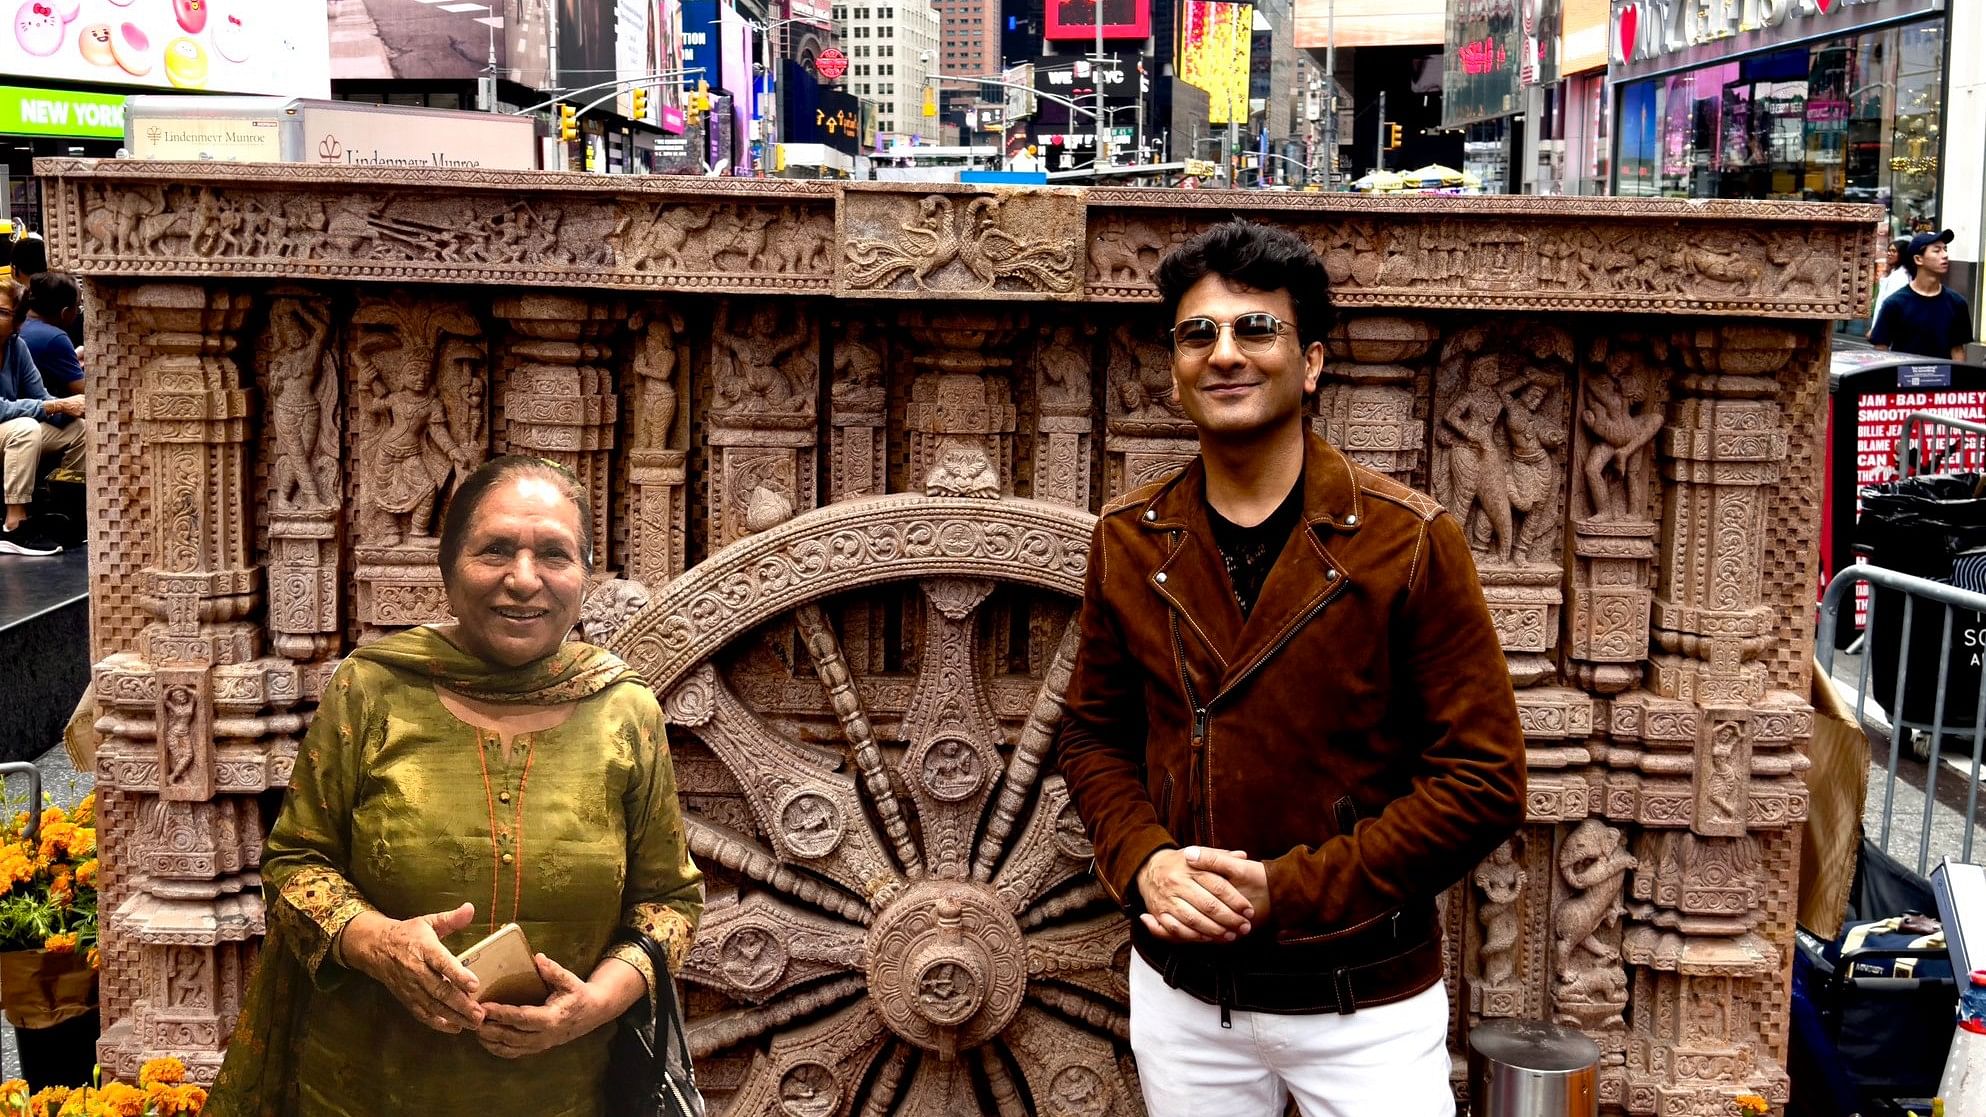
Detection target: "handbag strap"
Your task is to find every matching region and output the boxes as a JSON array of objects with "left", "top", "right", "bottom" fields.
[{"left": 621, "top": 929, "right": 696, "bottom": 1083}]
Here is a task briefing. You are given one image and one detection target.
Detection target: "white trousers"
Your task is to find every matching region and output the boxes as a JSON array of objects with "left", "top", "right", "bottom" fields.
[{"left": 1129, "top": 951, "right": 1456, "bottom": 1117}]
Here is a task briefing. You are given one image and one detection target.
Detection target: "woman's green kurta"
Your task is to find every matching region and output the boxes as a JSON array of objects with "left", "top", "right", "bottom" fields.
[{"left": 209, "top": 631, "right": 702, "bottom": 1117}]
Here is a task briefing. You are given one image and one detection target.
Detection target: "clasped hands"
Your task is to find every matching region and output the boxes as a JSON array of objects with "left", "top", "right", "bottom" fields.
[
  {"left": 1134, "top": 846, "right": 1272, "bottom": 944},
  {"left": 338, "top": 902, "right": 630, "bottom": 1059}
]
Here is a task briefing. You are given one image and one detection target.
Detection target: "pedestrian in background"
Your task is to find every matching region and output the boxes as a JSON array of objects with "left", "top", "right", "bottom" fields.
[{"left": 1873, "top": 229, "right": 1974, "bottom": 362}]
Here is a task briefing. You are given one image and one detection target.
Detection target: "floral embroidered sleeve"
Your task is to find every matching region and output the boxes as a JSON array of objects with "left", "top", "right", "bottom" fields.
[
  {"left": 263, "top": 660, "right": 379, "bottom": 986},
  {"left": 609, "top": 700, "right": 704, "bottom": 999}
]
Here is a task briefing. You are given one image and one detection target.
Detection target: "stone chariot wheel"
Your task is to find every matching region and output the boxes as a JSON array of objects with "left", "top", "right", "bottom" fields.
[{"left": 603, "top": 493, "right": 1140, "bottom": 1117}]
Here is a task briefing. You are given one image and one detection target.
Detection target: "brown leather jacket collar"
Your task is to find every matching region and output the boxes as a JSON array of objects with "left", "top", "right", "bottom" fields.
[{"left": 1136, "top": 435, "right": 1363, "bottom": 693}]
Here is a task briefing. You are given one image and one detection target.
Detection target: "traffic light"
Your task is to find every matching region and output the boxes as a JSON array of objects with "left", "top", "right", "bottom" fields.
[
  {"left": 632, "top": 87, "right": 648, "bottom": 120},
  {"left": 1386, "top": 122, "right": 1402, "bottom": 150},
  {"left": 558, "top": 103, "right": 578, "bottom": 142}
]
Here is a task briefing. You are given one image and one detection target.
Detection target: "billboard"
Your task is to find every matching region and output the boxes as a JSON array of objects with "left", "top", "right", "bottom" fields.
[
  {"left": 1045, "top": 0, "right": 1150, "bottom": 41},
  {"left": 1, "top": 0, "right": 328, "bottom": 96},
  {"left": 330, "top": 0, "right": 553, "bottom": 87},
  {"left": 560, "top": 0, "right": 619, "bottom": 87},
  {"left": 1293, "top": 0, "right": 1443, "bottom": 50},
  {"left": 1032, "top": 53, "right": 1146, "bottom": 101},
  {"left": 617, "top": 0, "right": 650, "bottom": 119},
  {"left": 1178, "top": 1, "right": 1250, "bottom": 126},
  {"left": 1559, "top": 0, "right": 1607, "bottom": 75},
  {"left": 680, "top": 0, "right": 720, "bottom": 91},
  {"left": 1441, "top": 0, "right": 1520, "bottom": 128}
]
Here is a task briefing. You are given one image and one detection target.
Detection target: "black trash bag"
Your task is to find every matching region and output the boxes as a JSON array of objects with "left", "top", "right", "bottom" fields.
[{"left": 1858, "top": 473, "right": 1986, "bottom": 727}]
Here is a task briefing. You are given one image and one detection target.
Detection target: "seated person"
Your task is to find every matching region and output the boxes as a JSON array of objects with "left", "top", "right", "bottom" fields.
[
  {"left": 9, "top": 238, "right": 82, "bottom": 348},
  {"left": 18, "top": 271, "right": 82, "bottom": 397},
  {"left": 0, "top": 281, "right": 82, "bottom": 556}
]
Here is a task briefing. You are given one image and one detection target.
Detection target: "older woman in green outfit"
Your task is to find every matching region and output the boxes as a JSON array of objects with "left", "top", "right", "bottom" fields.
[{"left": 210, "top": 456, "right": 703, "bottom": 1117}]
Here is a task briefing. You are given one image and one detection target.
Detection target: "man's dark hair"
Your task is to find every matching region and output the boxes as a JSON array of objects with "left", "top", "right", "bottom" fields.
[
  {"left": 11, "top": 237, "right": 47, "bottom": 279},
  {"left": 438, "top": 455, "right": 595, "bottom": 587},
  {"left": 24, "top": 270, "right": 78, "bottom": 318},
  {"left": 1154, "top": 220, "right": 1334, "bottom": 351}
]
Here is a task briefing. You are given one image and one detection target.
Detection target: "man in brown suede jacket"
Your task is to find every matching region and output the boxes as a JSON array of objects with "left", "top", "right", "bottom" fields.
[{"left": 1057, "top": 221, "right": 1526, "bottom": 1116}]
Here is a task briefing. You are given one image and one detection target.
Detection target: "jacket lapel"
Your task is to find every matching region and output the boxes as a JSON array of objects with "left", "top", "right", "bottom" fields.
[{"left": 1140, "top": 460, "right": 1243, "bottom": 678}]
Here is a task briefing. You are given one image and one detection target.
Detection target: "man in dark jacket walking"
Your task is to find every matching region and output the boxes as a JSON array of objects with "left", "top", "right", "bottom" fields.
[{"left": 1057, "top": 221, "right": 1526, "bottom": 1115}]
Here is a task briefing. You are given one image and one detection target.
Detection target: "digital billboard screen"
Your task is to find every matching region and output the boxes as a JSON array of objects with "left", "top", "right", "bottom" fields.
[
  {"left": 2, "top": 0, "right": 329, "bottom": 96},
  {"left": 1177, "top": 1, "right": 1250, "bottom": 125},
  {"left": 1044, "top": 0, "right": 1150, "bottom": 42}
]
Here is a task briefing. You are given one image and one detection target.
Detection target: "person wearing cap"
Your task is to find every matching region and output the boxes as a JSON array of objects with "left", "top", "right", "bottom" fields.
[{"left": 1872, "top": 229, "right": 1974, "bottom": 362}]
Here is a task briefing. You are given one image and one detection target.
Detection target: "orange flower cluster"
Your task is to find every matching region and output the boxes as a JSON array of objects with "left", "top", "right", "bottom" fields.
[
  {"left": 1733, "top": 1094, "right": 1771, "bottom": 1116},
  {"left": 0, "top": 794, "right": 99, "bottom": 967},
  {"left": 0, "top": 1061, "right": 206, "bottom": 1117}
]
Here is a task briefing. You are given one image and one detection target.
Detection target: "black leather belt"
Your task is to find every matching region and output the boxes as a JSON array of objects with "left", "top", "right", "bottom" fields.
[{"left": 1136, "top": 917, "right": 1441, "bottom": 1026}]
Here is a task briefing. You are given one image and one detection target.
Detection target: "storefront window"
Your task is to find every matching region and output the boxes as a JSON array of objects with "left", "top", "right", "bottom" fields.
[{"left": 1613, "top": 18, "right": 1944, "bottom": 236}]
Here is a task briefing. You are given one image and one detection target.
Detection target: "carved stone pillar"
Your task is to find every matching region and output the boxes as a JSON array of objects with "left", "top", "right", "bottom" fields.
[
  {"left": 904, "top": 310, "right": 1019, "bottom": 498},
  {"left": 93, "top": 284, "right": 275, "bottom": 1082},
  {"left": 1316, "top": 316, "right": 1432, "bottom": 486},
  {"left": 1430, "top": 321, "right": 1575, "bottom": 685},
  {"left": 1550, "top": 819, "right": 1636, "bottom": 1105},
  {"left": 1622, "top": 831, "right": 1784, "bottom": 1113},
  {"left": 625, "top": 306, "right": 688, "bottom": 586},
  {"left": 1649, "top": 326, "right": 1795, "bottom": 711},
  {"left": 830, "top": 317, "right": 889, "bottom": 501},
  {"left": 706, "top": 300, "right": 820, "bottom": 548},
  {"left": 1103, "top": 316, "right": 1195, "bottom": 498},
  {"left": 1032, "top": 320, "right": 1094, "bottom": 508},
  {"left": 261, "top": 290, "right": 342, "bottom": 661},
  {"left": 349, "top": 293, "right": 488, "bottom": 637},
  {"left": 491, "top": 295, "right": 620, "bottom": 559}
]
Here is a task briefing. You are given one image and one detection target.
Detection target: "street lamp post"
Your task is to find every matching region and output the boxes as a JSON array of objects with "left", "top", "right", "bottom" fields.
[{"left": 1094, "top": 0, "right": 1107, "bottom": 170}]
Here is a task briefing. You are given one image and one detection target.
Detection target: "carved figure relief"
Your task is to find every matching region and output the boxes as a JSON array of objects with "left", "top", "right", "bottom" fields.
[
  {"left": 264, "top": 300, "right": 338, "bottom": 511},
  {"left": 1580, "top": 344, "right": 1665, "bottom": 523},
  {"left": 713, "top": 302, "right": 814, "bottom": 416},
  {"left": 630, "top": 308, "right": 684, "bottom": 451},
  {"left": 1553, "top": 819, "right": 1636, "bottom": 1031},
  {"left": 351, "top": 296, "right": 486, "bottom": 546},
  {"left": 1473, "top": 840, "right": 1525, "bottom": 993},
  {"left": 843, "top": 191, "right": 1083, "bottom": 297}
]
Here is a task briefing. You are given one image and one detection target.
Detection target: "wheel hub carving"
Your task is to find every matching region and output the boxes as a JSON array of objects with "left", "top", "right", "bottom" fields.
[
  {"left": 606, "top": 496, "right": 1138, "bottom": 1117},
  {"left": 868, "top": 883, "right": 1027, "bottom": 1057}
]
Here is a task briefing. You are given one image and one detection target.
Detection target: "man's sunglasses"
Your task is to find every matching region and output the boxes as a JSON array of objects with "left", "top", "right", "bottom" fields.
[{"left": 1169, "top": 312, "right": 1294, "bottom": 354}]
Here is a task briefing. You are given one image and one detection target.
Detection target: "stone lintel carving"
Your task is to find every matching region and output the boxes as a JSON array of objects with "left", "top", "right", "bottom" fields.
[{"left": 840, "top": 186, "right": 1085, "bottom": 299}]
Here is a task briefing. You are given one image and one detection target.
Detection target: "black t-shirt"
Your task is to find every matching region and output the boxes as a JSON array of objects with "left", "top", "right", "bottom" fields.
[
  {"left": 1206, "top": 476, "right": 1305, "bottom": 618},
  {"left": 1871, "top": 284, "right": 1975, "bottom": 359}
]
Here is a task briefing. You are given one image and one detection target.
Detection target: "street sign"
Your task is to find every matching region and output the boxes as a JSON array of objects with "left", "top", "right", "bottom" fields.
[{"left": 816, "top": 48, "right": 848, "bottom": 80}]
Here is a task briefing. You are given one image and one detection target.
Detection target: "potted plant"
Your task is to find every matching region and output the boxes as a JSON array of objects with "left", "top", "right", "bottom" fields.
[
  {"left": 0, "top": 794, "right": 99, "bottom": 1094},
  {"left": 0, "top": 1057, "right": 208, "bottom": 1115}
]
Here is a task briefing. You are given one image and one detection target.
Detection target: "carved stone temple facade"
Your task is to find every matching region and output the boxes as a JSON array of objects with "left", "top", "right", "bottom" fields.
[{"left": 44, "top": 160, "right": 1870, "bottom": 1116}]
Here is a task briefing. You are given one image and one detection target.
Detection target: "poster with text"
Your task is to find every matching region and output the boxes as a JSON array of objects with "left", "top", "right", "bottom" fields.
[
  {"left": 3, "top": 0, "right": 328, "bottom": 95},
  {"left": 1177, "top": 1, "right": 1250, "bottom": 125}
]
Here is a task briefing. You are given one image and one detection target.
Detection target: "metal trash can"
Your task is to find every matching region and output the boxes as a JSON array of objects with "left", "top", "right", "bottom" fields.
[{"left": 1467, "top": 1019, "right": 1600, "bottom": 1117}]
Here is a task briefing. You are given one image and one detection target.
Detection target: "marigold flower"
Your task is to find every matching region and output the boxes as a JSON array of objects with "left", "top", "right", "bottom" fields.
[
  {"left": 40, "top": 933, "right": 77, "bottom": 954},
  {"left": 72, "top": 795, "right": 92, "bottom": 827},
  {"left": 27, "top": 1084, "right": 71, "bottom": 1117},
  {"left": 137, "top": 1058, "right": 187, "bottom": 1089},
  {"left": 1734, "top": 1094, "right": 1770, "bottom": 1117},
  {"left": 85, "top": 947, "right": 100, "bottom": 971},
  {"left": 94, "top": 1081, "right": 150, "bottom": 1117}
]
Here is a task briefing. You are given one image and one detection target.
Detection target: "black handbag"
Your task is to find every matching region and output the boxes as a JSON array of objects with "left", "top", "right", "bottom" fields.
[{"left": 605, "top": 932, "right": 705, "bottom": 1117}]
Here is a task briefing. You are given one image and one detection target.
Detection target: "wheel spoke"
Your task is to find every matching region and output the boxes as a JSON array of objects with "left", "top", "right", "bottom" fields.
[
  {"left": 683, "top": 892, "right": 866, "bottom": 1005},
  {"left": 795, "top": 602, "right": 926, "bottom": 880},
  {"left": 1020, "top": 880, "right": 1107, "bottom": 930},
  {"left": 973, "top": 619, "right": 1082, "bottom": 881},
  {"left": 1003, "top": 1005, "right": 1139, "bottom": 1117},
  {"left": 669, "top": 664, "right": 908, "bottom": 907},
  {"left": 855, "top": 1042, "right": 915, "bottom": 1117},
  {"left": 703, "top": 989, "right": 889, "bottom": 1117},
  {"left": 689, "top": 975, "right": 870, "bottom": 1060},
  {"left": 685, "top": 816, "right": 872, "bottom": 925},
  {"left": 892, "top": 1052, "right": 976, "bottom": 1117},
  {"left": 978, "top": 1045, "right": 1030, "bottom": 1117},
  {"left": 990, "top": 774, "right": 1092, "bottom": 914},
  {"left": 1025, "top": 912, "right": 1130, "bottom": 1006},
  {"left": 1026, "top": 985, "right": 1130, "bottom": 1044},
  {"left": 900, "top": 578, "right": 1004, "bottom": 879}
]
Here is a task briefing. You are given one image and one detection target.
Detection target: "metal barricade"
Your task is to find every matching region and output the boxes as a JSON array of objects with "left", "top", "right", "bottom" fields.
[
  {"left": 1819, "top": 564, "right": 1986, "bottom": 875},
  {"left": 1898, "top": 411, "right": 1986, "bottom": 481}
]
